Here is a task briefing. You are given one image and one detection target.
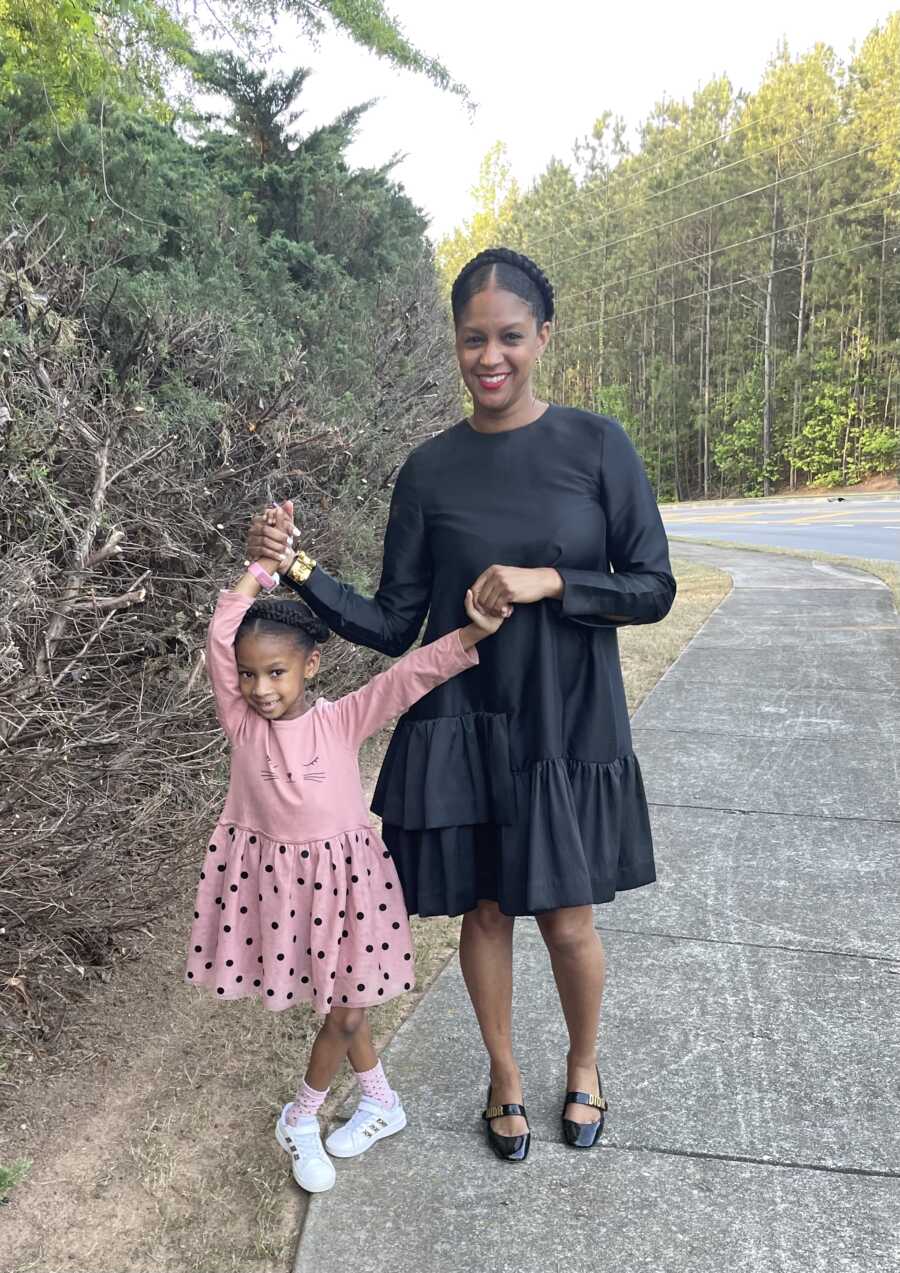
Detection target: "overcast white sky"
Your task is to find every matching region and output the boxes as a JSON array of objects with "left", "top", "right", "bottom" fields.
[{"left": 269, "top": 1, "right": 894, "bottom": 240}]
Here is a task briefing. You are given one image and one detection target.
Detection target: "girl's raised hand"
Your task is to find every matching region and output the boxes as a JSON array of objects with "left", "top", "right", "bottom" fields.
[
  {"left": 248, "top": 500, "right": 296, "bottom": 570},
  {"left": 464, "top": 588, "right": 509, "bottom": 635}
]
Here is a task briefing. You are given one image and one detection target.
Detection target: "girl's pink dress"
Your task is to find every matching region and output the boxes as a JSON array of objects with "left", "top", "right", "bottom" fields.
[{"left": 185, "top": 591, "right": 478, "bottom": 1014}]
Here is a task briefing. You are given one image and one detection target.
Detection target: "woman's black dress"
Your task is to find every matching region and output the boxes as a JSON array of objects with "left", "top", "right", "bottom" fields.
[{"left": 289, "top": 405, "right": 676, "bottom": 917}]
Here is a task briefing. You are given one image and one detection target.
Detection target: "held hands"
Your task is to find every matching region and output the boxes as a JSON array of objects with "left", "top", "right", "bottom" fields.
[
  {"left": 248, "top": 501, "right": 296, "bottom": 573},
  {"left": 234, "top": 502, "right": 297, "bottom": 598},
  {"left": 470, "top": 565, "right": 564, "bottom": 617},
  {"left": 460, "top": 588, "right": 507, "bottom": 648},
  {"left": 465, "top": 588, "right": 506, "bottom": 634}
]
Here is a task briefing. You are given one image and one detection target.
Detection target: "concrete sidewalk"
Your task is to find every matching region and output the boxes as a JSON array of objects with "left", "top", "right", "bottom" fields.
[{"left": 294, "top": 546, "right": 900, "bottom": 1273}]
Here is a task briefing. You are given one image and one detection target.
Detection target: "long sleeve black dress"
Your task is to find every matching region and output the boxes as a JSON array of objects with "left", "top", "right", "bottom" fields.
[{"left": 285, "top": 405, "right": 676, "bottom": 917}]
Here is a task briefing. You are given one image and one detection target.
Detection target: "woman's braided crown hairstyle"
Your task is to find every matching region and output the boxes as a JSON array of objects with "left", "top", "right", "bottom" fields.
[
  {"left": 451, "top": 247, "right": 555, "bottom": 327},
  {"left": 235, "top": 598, "right": 330, "bottom": 652}
]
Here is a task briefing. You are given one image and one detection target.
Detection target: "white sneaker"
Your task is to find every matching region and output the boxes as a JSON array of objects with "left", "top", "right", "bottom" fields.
[
  {"left": 325, "top": 1094, "right": 407, "bottom": 1159},
  {"left": 275, "top": 1106, "right": 336, "bottom": 1192}
]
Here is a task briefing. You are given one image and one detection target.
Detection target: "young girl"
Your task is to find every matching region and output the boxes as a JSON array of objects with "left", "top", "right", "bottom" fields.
[{"left": 185, "top": 527, "right": 504, "bottom": 1193}]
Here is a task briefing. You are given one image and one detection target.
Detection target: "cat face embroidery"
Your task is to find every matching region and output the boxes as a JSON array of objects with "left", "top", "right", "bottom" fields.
[
  {"left": 302, "top": 754, "right": 326, "bottom": 783},
  {"left": 261, "top": 755, "right": 325, "bottom": 783}
]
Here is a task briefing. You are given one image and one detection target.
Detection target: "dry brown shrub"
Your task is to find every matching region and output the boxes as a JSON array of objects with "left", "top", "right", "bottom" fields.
[{"left": 0, "top": 221, "right": 458, "bottom": 1061}]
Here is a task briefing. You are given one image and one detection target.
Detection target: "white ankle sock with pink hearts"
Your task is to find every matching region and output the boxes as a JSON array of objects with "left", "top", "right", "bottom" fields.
[{"left": 355, "top": 1060, "right": 397, "bottom": 1110}]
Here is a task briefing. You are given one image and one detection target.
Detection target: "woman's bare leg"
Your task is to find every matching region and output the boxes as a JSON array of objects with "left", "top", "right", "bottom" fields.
[
  {"left": 458, "top": 900, "right": 527, "bottom": 1136},
  {"left": 536, "top": 905, "right": 606, "bottom": 1125}
]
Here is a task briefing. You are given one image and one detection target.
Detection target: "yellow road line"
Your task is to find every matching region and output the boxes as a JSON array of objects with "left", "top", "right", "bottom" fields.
[
  {"left": 786, "top": 509, "right": 870, "bottom": 525},
  {"left": 663, "top": 512, "right": 895, "bottom": 526},
  {"left": 663, "top": 511, "right": 789, "bottom": 524}
]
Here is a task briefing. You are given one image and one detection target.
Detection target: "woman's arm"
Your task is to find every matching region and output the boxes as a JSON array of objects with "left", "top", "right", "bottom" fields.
[
  {"left": 250, "top": 463, "right": 432, "bottom": 658},
  {"left": 556, "top": 418, "right": 676, "bottom": 627}
]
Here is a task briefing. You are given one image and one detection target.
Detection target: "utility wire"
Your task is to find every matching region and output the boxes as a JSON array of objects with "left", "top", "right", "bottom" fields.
[
  {"left": 520, "top": 105, "right": 868, "bottom": 257},
  {"left": 553, "top": 190, "right": 899, "bottom": 310},
  {"left": 551, "top": 231, "right": 900, "bottom": 339},
  {"left": 545, "top": 142, "right": 879, "bottom": 273}
]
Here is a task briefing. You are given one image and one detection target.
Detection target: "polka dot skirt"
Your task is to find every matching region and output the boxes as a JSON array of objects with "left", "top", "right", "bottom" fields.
[{"left": 184, "top": 824, "right": 415, "bottom": 1014}]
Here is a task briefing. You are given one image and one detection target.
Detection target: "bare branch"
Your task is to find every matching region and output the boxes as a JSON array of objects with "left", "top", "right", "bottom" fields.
[
  {"left": 70, "top": 587, "right": 147, "bottom": 612},
  {"left": 85, "top": 529, "right": 125, "bottom": 567}
]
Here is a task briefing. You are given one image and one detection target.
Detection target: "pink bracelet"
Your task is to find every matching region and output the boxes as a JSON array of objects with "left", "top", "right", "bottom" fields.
[{"left": 248, "top": 561, "right": 280, "bottom": 590}]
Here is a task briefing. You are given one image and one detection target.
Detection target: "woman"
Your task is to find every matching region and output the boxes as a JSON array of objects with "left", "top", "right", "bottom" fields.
[{"left": 248, "top": 247, "right": 675, "bottom": 1160}]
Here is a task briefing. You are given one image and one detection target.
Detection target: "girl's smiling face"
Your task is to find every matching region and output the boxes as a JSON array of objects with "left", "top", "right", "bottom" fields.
[
  {"left": 455, "top": 284, "right": 550, "bottom": 418},
  {"left": 235, "top": 632, "right": 320, "bottom": 721}
]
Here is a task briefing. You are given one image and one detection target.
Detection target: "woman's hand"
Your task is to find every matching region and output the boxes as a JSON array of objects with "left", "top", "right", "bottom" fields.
[
  {"left": 470, "top": 565, "right": 563, "bottom": 617},
  {"left": 248, "top": 500, "right": 296, "bottom": 571}
]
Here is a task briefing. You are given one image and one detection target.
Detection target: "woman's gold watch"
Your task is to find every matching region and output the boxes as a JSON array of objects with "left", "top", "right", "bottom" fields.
[{"left": 285, "top": 549, "right": 317, "bottom": 586}]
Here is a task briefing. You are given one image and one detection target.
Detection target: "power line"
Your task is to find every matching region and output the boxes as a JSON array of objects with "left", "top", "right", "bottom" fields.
[
  {"left": 515, "top": 92, "right": 855, "bottom": 241},
  {"left": 551, "top": 231, "right": 900, "bottom": 340},
  {"left": 544, "top": 142, "right": 878, "bottom": 274},
  {"left": 553, "top": 190, "right": 899, "bottom": 311},
  {"left": 520, "top": 107, "right": 858, "bottom": 259}
]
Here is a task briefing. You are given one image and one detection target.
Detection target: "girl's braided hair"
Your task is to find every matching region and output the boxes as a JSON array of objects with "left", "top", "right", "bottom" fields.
[
  {"left": 235, "top": 598, "right": 330, "bottom": 652},
  {"left": 451, "top": 247, "right": 555, "bottom": 327}
]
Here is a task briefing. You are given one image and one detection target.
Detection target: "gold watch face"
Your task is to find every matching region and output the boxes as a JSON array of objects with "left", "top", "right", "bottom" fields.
[{"left": 290, "top": 553, "right": 314, "bottom": 582}]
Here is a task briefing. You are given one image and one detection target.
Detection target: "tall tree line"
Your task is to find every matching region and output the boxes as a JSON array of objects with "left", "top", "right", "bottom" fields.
[{"left": 440, "top": 19, "right": 900, "bottom": 497}]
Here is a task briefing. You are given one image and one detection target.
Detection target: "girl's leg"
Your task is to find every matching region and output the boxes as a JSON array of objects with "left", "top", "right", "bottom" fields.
[
  {"left": 304, "top": 1006, "right": 367, "bottom": 1091},
  {"left": 346, "top": 1016, "right": 378, "bottom": 1075},
  {"left": 459, "top": 899, "right": 526, "bottom": 1136},
  {"left": 535, "top": 905, "right": 606, "bottom": 1125},
  {"left": 298, "top": 1011, "right": 400, "bottom": 1115},
  {"left": 322, "top": 1014, "right": 406, "bottom": 1160},
  {"left": 281, "top": 1010, "right": 366, "bottom": 1192},
  {"left": 347, "top": 1018, "right": 399, "bottom": 1110}
]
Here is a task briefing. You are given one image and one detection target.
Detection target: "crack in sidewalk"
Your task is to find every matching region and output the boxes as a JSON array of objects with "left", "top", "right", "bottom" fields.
[
  {"left": 634, "top": 724, "right": 899, "bottom": 743},
  {"left": 595, "top": 923, "right": 899, "bottom": 965},
  {"left": 648, "top": 799, "right": 900, "bottom": 825},
  {"left": 601, "top": 1140, "right": 900, "bottom": 1180}
]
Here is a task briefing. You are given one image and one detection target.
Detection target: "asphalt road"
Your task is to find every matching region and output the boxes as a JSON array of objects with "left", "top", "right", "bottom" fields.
[{"left": 662, "top": 494, "right": 900, "bottom": 562}]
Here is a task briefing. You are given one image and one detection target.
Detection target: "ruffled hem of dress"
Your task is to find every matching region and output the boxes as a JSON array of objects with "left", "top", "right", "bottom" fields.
[
  {"left": 372, "top": 711, "right": 514, "bottom": 828},
  {"left": 184, "top": 976, "right": 413, "bottom": 1016},
  {"left": 383, "top": 752, "right": 656, "bottom": 917}
]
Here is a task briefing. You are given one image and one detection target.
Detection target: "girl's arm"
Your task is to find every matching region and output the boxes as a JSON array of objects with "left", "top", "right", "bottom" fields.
[
  {"left": 556, "top": 419, "right": 676, "bottom": 628},
  {"left": 206, "top": 558, "right": 281, "bottom": 738},
  {"left": 330, "top": 597, "right": 499, "bottom": 748},
  {"left": 249, "top": 461, "right": 433, "bottom": 658}
]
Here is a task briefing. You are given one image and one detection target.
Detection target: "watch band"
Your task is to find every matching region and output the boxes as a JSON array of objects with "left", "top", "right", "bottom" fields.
[
  {"left": 248, "top": 561, "right": 280, "bottom": 590},
  {"left": 286, "top": 550, "right": 317, "bottom": 586}
]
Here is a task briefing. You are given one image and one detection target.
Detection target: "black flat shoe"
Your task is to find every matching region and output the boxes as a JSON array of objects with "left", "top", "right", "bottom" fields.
[
  {"left": 482, "top": 1085, "right": 531, "bottom": 1162},
  {"left": 561, "top": 1067, "right": 607, "bottom": 1148}
]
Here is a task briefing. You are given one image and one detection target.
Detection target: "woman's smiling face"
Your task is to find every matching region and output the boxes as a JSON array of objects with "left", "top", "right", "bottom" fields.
[{"left": 455, "top": 283, "right": 550, "bottom": 418}]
